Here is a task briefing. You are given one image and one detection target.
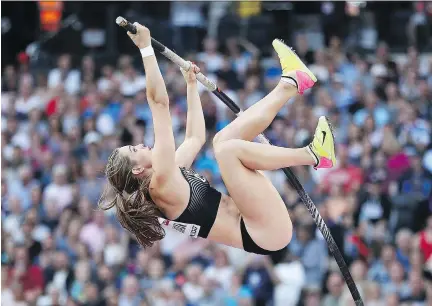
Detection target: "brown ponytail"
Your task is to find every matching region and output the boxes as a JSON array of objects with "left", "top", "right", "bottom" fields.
[{"left": 98, "top": 149, "right": 165, "bottom": 248}]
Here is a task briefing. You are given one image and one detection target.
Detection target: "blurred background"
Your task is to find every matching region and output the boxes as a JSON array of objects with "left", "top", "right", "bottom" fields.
[{"left": 1, "top": 1, "right": 432, "bottom": 306}]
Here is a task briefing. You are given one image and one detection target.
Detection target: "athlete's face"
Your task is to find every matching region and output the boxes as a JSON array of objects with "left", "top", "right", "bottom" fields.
[{"left": 118, "top": 144, "right": 152, "bottom": 176}]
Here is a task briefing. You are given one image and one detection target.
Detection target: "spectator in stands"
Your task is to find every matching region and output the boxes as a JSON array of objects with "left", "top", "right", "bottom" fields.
[
  {"left": 417, "top": 216, "right": 432, "bottom": 264},
  {"left": 182, "top": 263, "right": 205, "bottom": 303},
  {"left": 223, "top": 271, "right": 253, "bottom": 306},
  {"left": 198, "top": 37, "right": 224, "bottom": 73},
  {"left": 368, "top": 244, "right": 396, "bottom": 285},
  {"left": 79, "top": 210, "right": 106, "bottom": 255},
  {"left": 395, "top": 228, "right": 414, "bottom": 272},
  {"left": 288, "top": 223, "right": 327, "bottom": 286},
  {"left": 7, "top": 244, "right": 44, "bottom": 304},
  {"left": 15, "top": 76, "right": 42, "bottom": 119},
  {"left": 43, "top": 164, "right": 73, "bottom": 212},
  {"left": 273, "top": 251, "right": 305, "bottom": 306},
  {"left": 302, "top": 285, "right": 322, "bottom": 306},
  {"left": 196, "top": 275, "right": 225, "bottom": 306},
  {"left": 364, "top": 281, "right": 384, "bottom": 306},
  {"left": 204, "top": 248, "right": 234, "bottom": 290},
  {"left": 322, "top": 272, "right": 344, "bottom": 306},
  {"left": 119, "top": 275, "right": 141, "bottom": 306},
  {"left": 242, "top": 255, "right": 275, "bottom": 306},
  {"left": 69, "top": 260, "right": 91, "bottom": 303},
  {"left": 3, "top": 195, "right": 24, "bottom": 242},
  {"left": 405, "top": 270, "right": 427, "bottom": 303},
  {"left": 321, "top": 145, "right": 364, "bottom": 195},
  {"left": 47, "top": 54, "right": 80, "bottom": 95},
  {"left": 43, "top": 250, "right": 73, "bottom": 295},
  {"left": 383, "top": 260, "right": 410, "bottom": 299}
]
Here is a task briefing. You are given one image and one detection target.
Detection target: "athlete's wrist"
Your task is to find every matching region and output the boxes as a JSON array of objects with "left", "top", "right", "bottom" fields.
[
  {"left": 140, "top": 45, "right": 154, "bottom": 58},
  {"left": 187, "top": 80, "right": 198, "bottom": 86}
]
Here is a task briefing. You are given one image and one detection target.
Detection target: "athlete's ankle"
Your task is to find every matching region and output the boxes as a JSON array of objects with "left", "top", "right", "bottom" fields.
[
  {"left": 304, "top": 146, "right": 318, "bottom": 166},
  {"left": 278, "top": 78, "right": 298, "bottom": 92}
]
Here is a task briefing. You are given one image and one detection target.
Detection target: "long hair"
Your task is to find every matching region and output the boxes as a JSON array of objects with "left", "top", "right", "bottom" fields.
[{"left": 98, "top": 149, "right": 165, "bottom": 248}]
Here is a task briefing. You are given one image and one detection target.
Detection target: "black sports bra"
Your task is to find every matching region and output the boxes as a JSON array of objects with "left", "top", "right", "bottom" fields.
[{"left": 161, "top": 167, "right": 221, "bottom": 238}]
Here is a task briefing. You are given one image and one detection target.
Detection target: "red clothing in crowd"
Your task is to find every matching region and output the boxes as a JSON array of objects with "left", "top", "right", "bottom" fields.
[
  {"left": 419, "top": 230, "right": 432, "bottom": 263},
  {"left": 7, "top": 265, "right": 45, "bottom": 294},
  {"left": 45, "top": 96, "right": 60, "bottom": 117},
  {"left": 322, "top": 165, "right": 364, "bottom": 194},
  {"left": 350, "top": 234, "right": 370, "bottom": 260}
]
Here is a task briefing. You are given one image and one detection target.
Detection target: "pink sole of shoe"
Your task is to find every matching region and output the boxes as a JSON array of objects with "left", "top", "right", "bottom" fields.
[
  {"left": 296, "top": 70, "right": 316, "bottom": 94},
  {"left": 316, "top": 156, "right": 333, "bottom": 169}
]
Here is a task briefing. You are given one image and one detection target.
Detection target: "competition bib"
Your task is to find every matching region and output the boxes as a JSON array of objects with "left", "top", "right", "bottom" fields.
[{"left": 158, "top": 217, "right": 200, "bottom": 238}]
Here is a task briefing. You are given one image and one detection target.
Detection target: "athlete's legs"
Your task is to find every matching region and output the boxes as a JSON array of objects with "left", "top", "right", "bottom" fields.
[
  {"left": 214, "top": 141, "right": 294, "bottom": 251},
  {"left": 218, "top": 140, "right": 315, "bottom": 171},
  {"left": 213, "top": 82, "right": 297, "bottom": 144},
  {"left": 213, "top": 39, "right": 316, "bottom": 145},
  {"left": 214, "top": 116, "right": 336, "bottom": 251},
  {"left": 213, "top": 40, "right": 334, "bottom": 251}
]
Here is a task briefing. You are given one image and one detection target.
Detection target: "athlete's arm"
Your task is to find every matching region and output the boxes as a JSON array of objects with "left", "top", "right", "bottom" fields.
[
  {"left": 175, "top": 63, "right": 206, "bottom": 168},
  {"left": 128, "top": 23, "right": 176, "bottom": 183}
]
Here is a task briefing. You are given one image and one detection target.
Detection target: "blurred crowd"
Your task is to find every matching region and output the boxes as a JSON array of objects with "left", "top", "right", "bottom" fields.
[{"left": 2, "top": 8, "right": 432, "bottom": 306}]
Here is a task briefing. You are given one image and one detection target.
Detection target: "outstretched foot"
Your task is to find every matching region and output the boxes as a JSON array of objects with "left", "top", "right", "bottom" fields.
[
  {"left": 272, "top": 39, "right": 317, "bottom": 95},
  {"left": 307, "top": 116, "right": 337, "bottom": 169}
]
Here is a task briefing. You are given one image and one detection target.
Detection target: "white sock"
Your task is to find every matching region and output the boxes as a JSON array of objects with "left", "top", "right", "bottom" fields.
[
  {"left": 306, "top": 145, "right": 319, "bottom": 167},
  {"left": 281, "top": 76, "right": 298, "bottom": 88}
]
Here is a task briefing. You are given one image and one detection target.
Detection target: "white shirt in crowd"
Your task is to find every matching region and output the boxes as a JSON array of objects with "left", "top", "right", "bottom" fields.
[
  {"left": 43, "top": 183, "right": 74, "bottom": 212},
  {"left": 47, "top": 68, "right": 81, "bottom": 95},
  {"left": 104, "top": 243, "right": 127, "bottom": 267},
  {"left": 197, "top": 53, "right": 224, "bottom": 73},
  {"left": 79, "top": 222, "right": 106, "bottom": 255},
  {"left": 3, "top": 214, "right": 24, "bottom": 243},
  {"left": 37, "top": 284, "right": 67, "bottom": 306},
  {"left": 160, "top": 228, "right": 190, "bottom": 256},
  {"left": 15, "top": 95, "right": 42, "bottom": 114},
  {"left": 2, "top": 289, "right": 28, "bottom": 306},
  {"left": 171, "top": 2, "right": 205, "bottom": 27},
  {"left": 273, "top": 260, "right": 306, "bottom": 306},
  {"left": 97, "top": 77, "right": 114, "bottom": 93},
  {"left": 119, "top": 75, "right": 146, "bottom": 97},
  {"left": 182, "top": 282, "right": 204, "bottom": 303},
  {"left": 204, "top": 265, "right": 234, "bottom": 291}
]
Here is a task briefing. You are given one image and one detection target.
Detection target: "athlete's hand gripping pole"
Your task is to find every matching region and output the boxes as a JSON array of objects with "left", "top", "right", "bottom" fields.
[{"left": 116, "top": 16, "right": 364, "bottom": 306}]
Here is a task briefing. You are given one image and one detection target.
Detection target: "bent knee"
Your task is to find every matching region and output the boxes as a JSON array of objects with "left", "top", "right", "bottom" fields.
[
  {"left": 213, "top": 139, "right": 243, "bottom": 159},
  {"left": 212, "top": 130, "right": 228, "bottom": 148},
  {"left": 212, "top": 131, "right": 222, "bottom": 148}
]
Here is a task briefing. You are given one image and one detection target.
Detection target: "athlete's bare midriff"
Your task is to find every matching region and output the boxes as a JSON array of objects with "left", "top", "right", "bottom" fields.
[{"left": 206, "top": 193, "right": 244, "bottom": 248}]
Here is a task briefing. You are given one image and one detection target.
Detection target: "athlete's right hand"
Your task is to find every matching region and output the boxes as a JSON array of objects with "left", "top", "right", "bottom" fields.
[
  {"left": 181, "top": 61, "right": 200, "bottom": 84},
  {"left": 127, "top": 22, "right": 151, "bottom": 49}
]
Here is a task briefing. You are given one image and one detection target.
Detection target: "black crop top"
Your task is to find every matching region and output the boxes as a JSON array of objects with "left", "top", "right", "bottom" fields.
[{"left": 163, "top": 167, "right": 221, "bottom": 238}]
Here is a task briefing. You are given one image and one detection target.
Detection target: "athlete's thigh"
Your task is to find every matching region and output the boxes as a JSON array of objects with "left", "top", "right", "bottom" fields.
[{"left": 215, "top": 153, "right": 292, "bottom": 249}]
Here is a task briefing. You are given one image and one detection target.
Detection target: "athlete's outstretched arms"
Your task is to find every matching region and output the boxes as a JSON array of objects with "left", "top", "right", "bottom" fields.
[
  {"left": 127, "top": 23, "right": 176, "bottom": 183},
  {"left": 175, "top": 63, "right": 206, "bottom": 168}
]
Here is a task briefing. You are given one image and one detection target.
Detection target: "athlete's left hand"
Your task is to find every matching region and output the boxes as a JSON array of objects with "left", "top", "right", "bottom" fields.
[{"left": 181, "top": 61, "right": 200, "bottom": 84}]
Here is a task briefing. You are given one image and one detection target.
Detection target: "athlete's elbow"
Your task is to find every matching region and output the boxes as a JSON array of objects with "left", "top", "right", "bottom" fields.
[
  {"left": 184, "top": 136, "right": 206, "bottom": 150},
  {"left": 193, "top": 134, "right": 206, "bottom": 147},
  {"left": 198, "top": 136, "right": 206, "bottom": 147},
  {"left": 147, "top": 92, "right": 169, "bottom": 106}
]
